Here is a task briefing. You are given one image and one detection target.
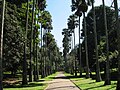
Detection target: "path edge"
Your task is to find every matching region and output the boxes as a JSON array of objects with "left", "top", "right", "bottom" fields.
[{"left": 64, "top": 72, "right": 82, "bottom": 90}]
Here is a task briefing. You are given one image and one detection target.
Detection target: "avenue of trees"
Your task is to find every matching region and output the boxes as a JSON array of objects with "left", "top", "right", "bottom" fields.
[
  {"left": 0, "top": 0, "right": 63, "bottom": 90},
  {"left": 62, "top": 0, "right": 120, "bottom": 89},
  {"left": 1, "top": 0, "right": 120, "bottom": 90}
]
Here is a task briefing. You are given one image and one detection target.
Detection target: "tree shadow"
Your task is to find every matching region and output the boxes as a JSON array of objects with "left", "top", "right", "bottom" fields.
[
  {"left": 90, "top": 71, "right": 118, "bottom": 81},
  {"left": 4, "top": 82, "right": 45, "bottom": 88},
  {"left": 56, "top": 75, "right": 86, "bottom": 79}
]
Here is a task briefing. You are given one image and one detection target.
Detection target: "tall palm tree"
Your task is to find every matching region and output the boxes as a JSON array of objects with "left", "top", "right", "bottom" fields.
[
  {"left": 62, "top": 28, "right": 70, "bottom": 72},
  {"left": 37, "top": 0, "right": 46, "bottom": 78},
  {"left": 71, "top": 0, "right": 90, "bottom": 78},
  {"left": 83, "top": 12, "right": 90, "bottom": 78},
  {"left": 78, "top": 16, "right": 82, "bottom": 77},
  {"left": 91, "top": 0, "right": 102, "bottom": 82},
  {"left": 68, "top": 14, "right": 78, "bottom": 76},
  {"left": 75, "top": 5, "right": 83, "bottom": 77},
  {"left": 102, "top": 0, "right": 111, "bottom": 85},
  {"left": 29, "top": 0, "right": 35, "bottom": 82},
  {"left": 22, "top": 0, "right": 29, "bottom": 85},
  {"left": 0, "top": 0, "right": 5, "bottom": 89},
  {"left": 78, "top": 0, "right": 90, "bottom": 78},
  {"left": 33, "top": 0, "right": 37, "bottom": 81},
  {"left": 114, "top": 0, "right": 120, "bottom": 89}
]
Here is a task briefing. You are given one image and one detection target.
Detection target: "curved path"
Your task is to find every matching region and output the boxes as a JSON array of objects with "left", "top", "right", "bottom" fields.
[{"left": 45, "top": 72, "right": 80, "bottom": 90}]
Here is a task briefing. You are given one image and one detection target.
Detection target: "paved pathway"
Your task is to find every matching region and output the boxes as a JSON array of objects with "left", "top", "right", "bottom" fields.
[{"left": 45, "top": 72, "right": 80, "bottom": 90}]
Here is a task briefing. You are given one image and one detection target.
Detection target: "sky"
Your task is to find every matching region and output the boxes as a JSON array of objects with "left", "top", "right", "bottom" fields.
[{"left": 46, "top": 0, "right": 118, "bottom": 51}]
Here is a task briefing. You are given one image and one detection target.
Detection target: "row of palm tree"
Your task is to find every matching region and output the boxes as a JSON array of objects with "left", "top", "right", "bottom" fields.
[
  {"left": 62, "top": 0, "right": 120, "bottom": 89},
  {"left": 0, "top": 0, "right": 58, "bottom": 89}
]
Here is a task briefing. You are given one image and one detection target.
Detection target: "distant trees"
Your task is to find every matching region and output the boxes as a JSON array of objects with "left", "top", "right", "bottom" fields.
[{"left": 62, "top": 28, "right": 71, "bottom": 72}]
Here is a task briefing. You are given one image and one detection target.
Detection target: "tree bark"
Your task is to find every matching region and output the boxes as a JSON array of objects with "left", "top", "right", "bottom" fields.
[
  {"left": 78, "top": 16, "right": 82, "bottom": 77},
  {"left": 29, "top": 0, "right": 35, "bottom": 82},
  {"left": 73, "top": 29, "right": 77, "bottom": 76},
  {"left": 22, "top": 0, "right": 29, "bottom": 85},
  {"left": 83, "top": 12, "right": 90, "bottom": 78},
  {"left": 102, "top": 0, "right": 111, "bottom": 85},
  {"left": 92, "top": 1, "right": 102, "bottom": 82},
  {"left": 0, "top": 0, "right": 5, "bottom": 89}
]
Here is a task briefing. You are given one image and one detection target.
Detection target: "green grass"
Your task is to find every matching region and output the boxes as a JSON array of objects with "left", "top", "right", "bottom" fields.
[
  {"left": 65, "top": 73, "right": 117, "bottom": 90},
  {"left": 4, "top": 72, "right": 58, "bottom": 90}
]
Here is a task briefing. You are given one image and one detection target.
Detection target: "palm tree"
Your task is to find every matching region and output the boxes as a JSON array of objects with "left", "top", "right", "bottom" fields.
[
  {"left": 79, "top": 0, "right": 90, "bottom": 78},
  {"left": 114, "top": 0, "right": 120, "bottom": 89},
  {"left": 91, "top": 0, "right": 102, "bottom": 82},
  {"left": 22, "top": 0, "right": 29, "bottom": 85},
  {"left": 67, "top": 14, "right": 78, "bottom": 76},
  {"left": 29, "top": 0, "right": 35, "bottom": 82},
  {"left": 75, "top": 5, "right": 83, "bottom": 77},
  {"left": 0, "top": 0, "right": 5, "bottom": 89},
  {"left": 102, "top": 0, "right": 111, "bottom": 85},
  {"left": 83, "top": 12, "right": 90, "bottom": 78},
  {"left": 71, "top": 0, "right": 90, "bottom": 78},
  {"left": 62, "top": 28, "right": 71, "bottom": 72}
]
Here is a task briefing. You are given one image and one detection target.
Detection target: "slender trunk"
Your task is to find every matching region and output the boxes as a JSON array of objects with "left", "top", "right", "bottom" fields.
[
  {"left": 33, "top": 0, "right": 37, "bottom": 81},
  {"left": 78, "top": 16, "right": 82, "bottom": 77},
  {"left": 45, "top": 31, "right": 47, "bottom": 76},
  {"left": 22, "top": 0, "right": 29, "bottom": 85},
  {"left": 83, "top": 12, "right": 90, "bottom": 78},
  {"left": 0, "top": 0, "right": 5, "bottom": 89},
  {"left": 36, "top": 42, "right": 39, "bottom": 80},
  {"left": 33, "top": 28, "right": 37, "bottom": 81},
  {"left": 42, "top": 32, "right": 46, "bottom": 77},
  {"left": 102, "top": 0, "right": 111, "bottom": 85},
  {"left": 73, "top": 29, "right": 77, "bottom": 76},
  {"left": 71, "top": 33, "right": 74, "bottom": 75},
  {"left": 114, "top": 0, "right": 120, "bottom": 89},
  {"left": 22, "top": 43, "right": 28, "bottom": 85},
  {"left": 36, "top": 7, "right": 39, "bottom": 80},
  {"left": 29, "top": 0, "right": 35, "bottom": 82},
  {"left": 92, "top": 1, "right": 102, "bottom": 82},
  {"left": 41, "top": 25, "right": 44, "bottom": 78}
]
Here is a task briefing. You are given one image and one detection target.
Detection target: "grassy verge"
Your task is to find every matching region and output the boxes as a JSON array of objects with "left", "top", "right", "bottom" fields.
[
  {"left": 4, "top": 72, "right": 58, "bottom": 90},
  {"left": 65, "top": 73, "right": 117, "bottom": 90}
]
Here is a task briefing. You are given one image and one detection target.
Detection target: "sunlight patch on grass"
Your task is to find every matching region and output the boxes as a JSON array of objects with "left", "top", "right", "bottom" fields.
[
  {"left": 4, "top": 72, "right": 58, "bottom": 90},
  {"left": 65, "top": 73, "right": 117, "bottom": 90}
]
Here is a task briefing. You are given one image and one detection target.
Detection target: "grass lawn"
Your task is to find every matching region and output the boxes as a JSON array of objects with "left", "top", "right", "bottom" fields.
[
  {"left": 65, "top": 73, "right": 117, "bottom": 90},
  {"left": 3, "top": 72, "right": 58, "bottom": 90}
]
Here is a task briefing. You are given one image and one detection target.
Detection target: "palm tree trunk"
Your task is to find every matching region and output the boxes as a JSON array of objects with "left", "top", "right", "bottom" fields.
[
  {"left": 102, "top": 0, "right": 111, "bottom": 85},
  {"left": 42, "top": 33, "right": 46, "bottom": 78},
  {"left": 40, "top": 25, "right": 44, "bottom": 78},
  {"left": 92, "top": 1, "right": 102, "bottom": 82},
  {"left": 36, "top": 42, "right": 39, "bottom": 80},
  {"left": 114, "top": 0, "right": 120, "bottom": 89},
  {"left": 22, "top": 0, "right": 29, "bottom": 85},
  {"left": 33, "top": 0, "right": 37, "bottom": 81},
  {"left": 45, "top": 31, "right": 47, "bottom": 76},
  {"left": 83, "top": 12, "right": 90, "bottom": 78},
  {"left": 73, "top": 29, "right": 77, "bottom": 76},
  {"left": 71, "top": 33, "right": 74, "bottom": 75},
  {"left": 0, "top": 0, "right": 5, "bottom": 89},
  {"left": 36, "top": 7, "right": 39, "bottom": 80},
  {"left": 78, "top": 16, "right": 82, "bottom": 77},
  {"left": 33, "top": 28, "right": 37, "bottom": 81},
  {"left": 29, "top": 0, "right": 35, "bottom": 82}
]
